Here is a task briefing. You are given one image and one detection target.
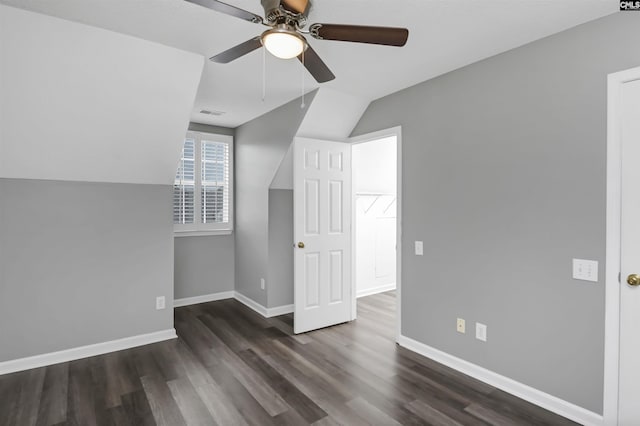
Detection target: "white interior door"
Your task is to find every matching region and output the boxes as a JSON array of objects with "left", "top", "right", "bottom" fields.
[
  {"left": 619, "top": 77, "right": 640, "bottom": 424},
  {"left": 293, "top": 137, "right": 352, "bottom": 334}
]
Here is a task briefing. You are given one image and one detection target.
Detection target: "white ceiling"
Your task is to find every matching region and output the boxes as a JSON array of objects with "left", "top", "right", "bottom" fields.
[{"left": 0, "top": 0, "right": 618, "bottom": 128}]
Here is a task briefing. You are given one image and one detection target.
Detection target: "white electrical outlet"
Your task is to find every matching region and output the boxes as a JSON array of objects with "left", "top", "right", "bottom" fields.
[
  {"left": 572, "top": 259, "right": 598, "bottom": 282},
  {"left": 260, "top": 278, "right": 265, "bottom": 290},
  {"left": 156, "top": 296, "right": 166, "bottom": 310},
  {"left": 415, "top": 241, "right": 424, "bottom": 256},
  {"left": 476, "top": 323, "right": 487, "bottom": 342},
  {"left": 456, "top": 318, "right": 465, "bottom": 333}
]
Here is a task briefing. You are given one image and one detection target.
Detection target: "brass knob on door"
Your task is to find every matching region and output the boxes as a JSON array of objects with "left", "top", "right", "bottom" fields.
[
  {"left": 297, "top": 242, "right": 305, "bottom": 249},
  {"left": 627, "top": 274, "right": 640, "bottom": 286}
]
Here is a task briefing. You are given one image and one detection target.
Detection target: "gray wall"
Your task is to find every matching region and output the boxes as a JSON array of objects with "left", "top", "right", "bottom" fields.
[
  {"left": 173, "top": 123, "right": 236, "bottom": 301},
  {"left": 174, "top": 235, "right": 235, "bottom": 299},
  {"left": 235, "top": 93, "right": 316, "bottom": 306},
  {"left": 0, "top": 178, "right": 174, "bottom": 362},
  {"left": 352, "top": 12, "right": 640, "bottom": 414},
  {"left": 268, "top": 189, "right": 294, "bottom": 308}
]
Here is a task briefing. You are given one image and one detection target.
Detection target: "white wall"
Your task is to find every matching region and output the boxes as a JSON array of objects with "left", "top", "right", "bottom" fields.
[{"left": 353, "top": 136, "right": 397, "bottom": 297}]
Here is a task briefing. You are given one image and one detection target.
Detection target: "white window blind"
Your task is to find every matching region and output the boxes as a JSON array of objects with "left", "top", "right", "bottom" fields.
[
  {"left": 174, "top": 132, "right": 233, "bottom": 235},
  {"left": 173, "top": 138, "right": 195, "bottom": 224}
]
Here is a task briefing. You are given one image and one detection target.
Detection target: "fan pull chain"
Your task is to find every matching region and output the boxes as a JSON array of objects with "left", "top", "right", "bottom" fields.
[
  {"left": 301, "top": 49, "right": 305, "bottom": 109},
  {"left": 262, "top": 46, "right": 266, "bottom": 102}
]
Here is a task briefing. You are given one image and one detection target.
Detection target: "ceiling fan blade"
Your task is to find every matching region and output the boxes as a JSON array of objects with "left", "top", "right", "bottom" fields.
[
  {"left": 210, "top": 37, "right": 263, "bottom": 63},
  {"left": 298, "top": 45, "right": 335, "bottom": 83},
  {"left": 185, "top": 0, "right": 263, "bottom": 24},
  {"left": 309, "top": 23, "right": 408, "bottom": 47},
  {"left": 281, "top": 0, "right": 310, "bottom": 15}
]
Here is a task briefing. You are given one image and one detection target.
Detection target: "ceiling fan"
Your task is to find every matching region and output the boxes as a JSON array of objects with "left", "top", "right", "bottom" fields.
[{"left": 185, "top": 0, "right": 409, "bottom": 83}]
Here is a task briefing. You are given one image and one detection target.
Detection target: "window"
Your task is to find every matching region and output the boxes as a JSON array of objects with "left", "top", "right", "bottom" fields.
[{"left": 174, "top": 132, "right": 233, "bottom": 235}]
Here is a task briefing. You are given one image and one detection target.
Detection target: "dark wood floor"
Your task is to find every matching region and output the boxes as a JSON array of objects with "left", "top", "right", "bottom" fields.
[{"left": 0, "top": 291, "right": 577, "bottom": 426}]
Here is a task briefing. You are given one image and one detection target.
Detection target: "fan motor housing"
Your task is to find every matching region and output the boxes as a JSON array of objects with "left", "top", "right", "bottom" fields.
[{"left": 261, "top": 0, "right": 310, "bottom": 28}]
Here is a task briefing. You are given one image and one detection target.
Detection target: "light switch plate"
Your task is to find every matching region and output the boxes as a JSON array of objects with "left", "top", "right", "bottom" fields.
[
  {"left": 415, "top": 241, "right": 423, "bottom": 256},
  {"left": 156, "top": 296, "right": 166, "bottom": 310},
  {"left": 476, "top": 323, "right": 487, "bottom": 342},
  {"left": 572, "top": 259, "right": 598, "bottom": 282}
]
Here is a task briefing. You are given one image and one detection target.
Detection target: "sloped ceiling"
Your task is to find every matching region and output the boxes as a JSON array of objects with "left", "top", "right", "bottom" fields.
[
  {"left": 0, "top": 0, "right": 618, "bottom": 128},
  {"left": 0, "top": 5, "right": 203, "bottom": 184}
]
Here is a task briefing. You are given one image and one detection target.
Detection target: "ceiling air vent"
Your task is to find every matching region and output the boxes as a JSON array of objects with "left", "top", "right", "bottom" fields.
[{"left": 200, "top": 109, "right": 226, "bottom": 116}]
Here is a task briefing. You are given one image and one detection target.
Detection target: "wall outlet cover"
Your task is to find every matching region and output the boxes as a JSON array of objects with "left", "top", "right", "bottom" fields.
[{"left": 456, "top": 318, "right": 465, "bottom": 334}]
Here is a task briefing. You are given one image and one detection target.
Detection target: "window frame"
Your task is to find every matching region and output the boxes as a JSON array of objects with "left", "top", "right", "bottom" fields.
[{"left": 174, "top": 131, "right": 233, "bottom": 237}]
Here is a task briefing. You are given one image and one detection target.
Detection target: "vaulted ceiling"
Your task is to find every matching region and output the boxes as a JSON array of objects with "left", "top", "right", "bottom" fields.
[{"left": 0, "top": 0, "right": 618, "bottom": 128}]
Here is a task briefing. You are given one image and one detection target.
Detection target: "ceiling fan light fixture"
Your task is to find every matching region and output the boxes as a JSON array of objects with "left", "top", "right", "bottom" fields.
[{"left": 261, "top": 27, "right": 307, "bottom": 59}]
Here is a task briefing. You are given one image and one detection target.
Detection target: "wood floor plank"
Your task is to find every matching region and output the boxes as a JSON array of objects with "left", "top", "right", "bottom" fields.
[
  {"left": 237, "top": 348, "right": 328, "bottom": 423},
  {"left": 119, "top": 389, "right": 155, "bottom": 426},
  {"left": 405, "top": 399, "right": 465, "bottom": 426},
  {"left": 204, "top": 361, "right": 277, "bottom": 426},
  {"left": 7, "top": 368, "right": 46, "bottom": 426},
  {"left": 464, "top": 402, "right": 522, "bottom": 426},
  {"left": 166, "top": 378, "right": 215, "bottom": 426},
  {"left": 220, "top": 354, "right": 288, "bottom": 417},
  {"left": 35, "top": 363, "right": 68, "bottom": 426},
  {"left": 258, "top": 352, "right": 370, "bottom": 426},
  {"left": 345, "top": 396, "right": 404, "bottom": 426},
  {"left": 140, "top": 375, "right": 187, "bottom": 426}
]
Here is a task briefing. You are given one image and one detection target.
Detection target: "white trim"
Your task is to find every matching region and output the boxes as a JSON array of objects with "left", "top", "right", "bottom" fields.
[
  {"left": 174, "top": 290, "right": 235, "bottom": 307},
  {"left": 349, "top": 126, "right": 402, "bottom": 341},
  {"left": 356, "top": 283, "right": 397, "bottom": 298},
  {"left": 0, "top": 329, "right": 177, "bottom": 376},
  {"left": 234, "top": 291, "right": 269, "bottom": 316},
  {"left": 233, "top": 291, "right": 293, "bottom": 318},
  {"left": 604, "top": 65, "right": 640, "bottom": 426},
  {"left": 266, "top": 304, "right": 294, "bottom": 317},
  {"left": 174, "top": 229, "right": 233, "bottom": 238},
  {"left": 397, "top": 335, "right": 604, "bottom": 426}
]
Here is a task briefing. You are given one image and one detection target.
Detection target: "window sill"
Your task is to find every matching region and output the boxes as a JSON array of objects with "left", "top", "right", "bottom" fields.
[{"left": 174, "top": 229, "right": 233, "bottom": 238}]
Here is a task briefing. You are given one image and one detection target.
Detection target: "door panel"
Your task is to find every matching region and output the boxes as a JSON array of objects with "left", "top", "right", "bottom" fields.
[
  {"left": 329, "top": 181, "right": 343, "bottom": 233},
  {"left": 329, "top": 250, "right": 344, "bottom": 303},
  {"left": 294, "top": 137, "right": 352, "bottom": 334}
]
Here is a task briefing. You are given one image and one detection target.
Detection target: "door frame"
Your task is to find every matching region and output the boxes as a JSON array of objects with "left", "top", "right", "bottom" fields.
[
  {"left": 349, "top": 126, "right": 402, "bottom": 341},
  {"left": 604, "top": 65, "right": 640, "bottom": 426}
]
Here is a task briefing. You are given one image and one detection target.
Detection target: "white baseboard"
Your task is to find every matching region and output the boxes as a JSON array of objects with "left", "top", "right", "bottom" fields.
[
  {"left": 266, "top": 303, "right": 294, "bottom": 317},
  {"left": 234, "top": 291, "right": 269, "bottom": 316},
  {"left": 233, "top": 291, "right": 293, "bottom": 318},
  {"left": 0, "top": 329, "right": 177, "bottom": 376},
  {"left": 397, "top": 335, "right": 603, "bottom": 426},
  {"left": 174, "top": 290, "right": 234, "bottom": 307},
  {"left": 357, "top": 283, "right": 396, "bottom": 298}
]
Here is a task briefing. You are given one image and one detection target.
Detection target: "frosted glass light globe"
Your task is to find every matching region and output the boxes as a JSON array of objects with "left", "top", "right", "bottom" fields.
[{"left": 262, "top": 31, "right": 305, "bottom": 59}]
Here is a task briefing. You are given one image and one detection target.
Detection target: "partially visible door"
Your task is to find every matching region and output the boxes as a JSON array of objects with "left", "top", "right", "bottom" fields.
[
  {"left": 293, "top": 137, "right": 352, "bottom": 334},
  {"left": 619, "top": 77, "right": 640, "bottom": 425}
]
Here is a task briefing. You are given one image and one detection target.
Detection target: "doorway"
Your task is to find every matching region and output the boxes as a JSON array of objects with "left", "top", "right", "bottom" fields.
[{"left": 350, "top": 127, "right": 402, "bottom": 340}]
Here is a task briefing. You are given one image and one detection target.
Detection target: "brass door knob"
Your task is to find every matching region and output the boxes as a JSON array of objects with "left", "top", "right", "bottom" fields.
[
  {"left": 297, "top": 242, "right": 305, "bottom": 249},
  {"left": 627, "top": 274, "right": 640, "bottom": 286}
]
